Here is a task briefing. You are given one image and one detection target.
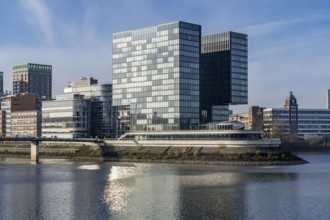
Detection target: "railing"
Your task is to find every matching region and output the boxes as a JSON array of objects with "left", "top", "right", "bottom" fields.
[{"left": 0, "top": 137, "right": 104, "bottom": 143}]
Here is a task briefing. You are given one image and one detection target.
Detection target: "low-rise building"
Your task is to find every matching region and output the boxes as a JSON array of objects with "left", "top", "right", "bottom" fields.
[
  {"left": 11, "top": 110, "right": 41, "bottom": 137},
  {"left": 64, "top": 77, "right": 115, "bottom": 138},
  {"left": 42, "top": 93, "right": 91, "bottom": 138},
  {"left": 0, "top": 93, "right": 39, "bottom": 137},
  {"left": 229, "top": 113, "right": 249, "bottom": 129},
  {"left": 264, "top": 108, "right": 330, "bottom": 140}
]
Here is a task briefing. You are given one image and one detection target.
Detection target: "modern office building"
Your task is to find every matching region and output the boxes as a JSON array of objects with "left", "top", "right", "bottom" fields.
[
  {"left": 112, "top": 21, "right": 201, "bottom": 132},
  {"left": 0, "top": 71, "right": 3, "bottom": 96},
  {"left": 13, "top": 63, "right": 52, "bottom": 99},
  {"left": 0, "top": 93, "right": 39, "bottom": 137},
  {"left": 11, "top": 110, "right": 41, "bottom": 137},
  {"left": 200, "top": 32, "right": 248, "bottom": 123},
  {"left": 42, "top": 93, "right": 91, "bottom": 138},
  {"left": 264, "top": 93, "right": 330, "bottom": 140},
  {"left": 263, "top": 108, "right": 330, "bottom": 140},
  {"left": 64, "top": 77, "right": 115, "bottom": 138},
  {"left": 0, "top": 98, "right": 11, "bottom": 136}
]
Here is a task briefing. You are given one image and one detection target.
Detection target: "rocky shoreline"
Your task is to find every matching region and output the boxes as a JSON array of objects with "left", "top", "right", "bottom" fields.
[{"left": 0, "top": 142, "right": 308, "bottom": 166}]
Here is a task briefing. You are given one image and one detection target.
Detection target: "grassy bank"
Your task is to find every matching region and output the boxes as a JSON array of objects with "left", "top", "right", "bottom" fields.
[
  {"left": 100, "top": 145, "right": 308, "bottom": 166},
  {"left": 0, "top": 142, "right": 307, "bottom": 165}
]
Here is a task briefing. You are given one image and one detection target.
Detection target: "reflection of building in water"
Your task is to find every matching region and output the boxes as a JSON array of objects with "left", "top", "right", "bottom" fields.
[
  {"left": 71, "top": 164, "right": 111, "bottom": 218},
  {"left": 245, "top": 172, "right": 300, "bottom": 219},
  {"left": 177, "top": 172, "right": 248, "bottom": 219},
  {"left": 0, "top": 166, "right": 44, "bottom": 219},
  {"left": 104, "top": 164, "right": 181, "bottom": 219},
  {"left": 104, "top": 165, "right": 137, "bottom": 213}
]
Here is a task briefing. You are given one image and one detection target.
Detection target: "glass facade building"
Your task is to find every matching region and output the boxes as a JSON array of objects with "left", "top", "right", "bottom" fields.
[
  {"left": 200, "top": 32, "right": 248, "bottom": 123},
  {"left": 64, "top": 77, "right": 115, "bottom": 138},
  {"left": 42, "top": 94, "right": 91, "bottom": 138},
  {"left": 112, "top": 21, "right": 201, "bottom": 132},
  {"left": 0, "top": 99, "right": 11, "bottom": 136},
  {"left": 13, "top": 63, "right": 52, "bottom": 100}
]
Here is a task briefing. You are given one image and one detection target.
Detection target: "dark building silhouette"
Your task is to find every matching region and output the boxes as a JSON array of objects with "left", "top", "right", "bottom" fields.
[
  {"left": 284, "top": 92, "right": 298, "bottom": 138},
  {"left": 249, "top": 106, "right": 265, "bottom": 130},
  {"left": 0, "top": 71, "right": 3, "bottom": 96},
  {"left": 200, "top": 32, "right": 248, "bottom": 124}
]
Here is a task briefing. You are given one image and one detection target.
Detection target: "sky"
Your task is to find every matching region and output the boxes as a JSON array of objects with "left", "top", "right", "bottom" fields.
[{"left": 0, "top": 0, "right": 330, "bottom": 113}]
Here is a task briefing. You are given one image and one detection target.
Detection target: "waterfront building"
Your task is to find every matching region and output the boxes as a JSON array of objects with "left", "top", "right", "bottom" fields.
[
  {"left": 229, "top": 113, "right": 249, "bottom": 129},
  {"left": 263, "top": 108, "right": 330, "bottom": 140},
  {"left": 11, "top": 110, "right": 41, "bottom": 137},
  {"left": 0, "top": 110, "right": 5, "bottom": 136},
  {"left": 42, "top": 93, "right": 91, "bottom": 138},
  {"left": 264, "top": 93, "right": 330, "bottom": 140},
  {"left": 0, "top": 71, "right": 3, "bottom": 96},
  {"left": 13, "top": 63, "right": 52, "bottom": 99},
  {"left": 64, "top": 77, "right": 115, "bottom": 138},
  {"left": 112, "top": 21, "right": 201, "bottom": 133},
  {"left": 0, "top": 93, "right": 39, "bottom": 137},
  {"left": 283, "top": 92, "right": 298, "bottom": 138},
  {"left": 114, "top": 128, "right": 280, "bottom": 148},
  {"left": 112, "top": 21, "right": 248, "bottom": 133},
  {"left": 248, "top": 106, "right": 265, "bottom": 130},
  {"left": 200, "top": 32, "right": 248, "bottom": 124}
]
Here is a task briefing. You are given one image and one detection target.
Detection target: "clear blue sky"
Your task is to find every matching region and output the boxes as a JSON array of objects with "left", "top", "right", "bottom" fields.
[{"left": 0, "top": 0, "right": 329, "bottom": 113}]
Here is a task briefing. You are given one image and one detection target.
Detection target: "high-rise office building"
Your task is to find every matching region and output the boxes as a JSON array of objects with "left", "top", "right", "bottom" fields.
[
  {"left": 13, "top": 63, "right": 52, "bottom": 99},
  {"left": 112, "top": 21, "right": 201, "bottom": 132},
  {"left": 200, "top": 32, "right": 248, "bottom": 123},
  {"left": 0, "top": 71, "right": 3, "bottom": 96}
]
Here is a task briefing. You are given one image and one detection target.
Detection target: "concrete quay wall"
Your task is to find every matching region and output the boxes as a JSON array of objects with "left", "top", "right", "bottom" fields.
[{"left": 105, "top": 139, "right": 280, "bottom": 148}]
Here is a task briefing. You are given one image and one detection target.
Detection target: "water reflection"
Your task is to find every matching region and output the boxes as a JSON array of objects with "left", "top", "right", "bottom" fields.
[
  {"left": 102, "top": 165, "right": 302, "bottom": 219},
  {"left": 104, "top": 165, "right": 137, "bottom": 213},
  {"left": 77, "top": 164, "right": 100, "bottom": 170},
  {"left": 176, "top": 171, "right": 246, "bottom": 219},
  {"left": 1, "top": 155, "right": 330, "bottom": 220},
  {"left": 103, "top": 164, "right": 181, "bottom": 219},
  {"left": 245, "top": 172, "right": 300, "bottom": 219},
  {"left": 0, "top": 160, "right": 112, "bottom": 219}
]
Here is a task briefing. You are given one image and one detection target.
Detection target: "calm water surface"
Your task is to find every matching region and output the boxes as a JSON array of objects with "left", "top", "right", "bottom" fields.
[{"left": 0, "top": 153, "right": 330, "bottom": 220}]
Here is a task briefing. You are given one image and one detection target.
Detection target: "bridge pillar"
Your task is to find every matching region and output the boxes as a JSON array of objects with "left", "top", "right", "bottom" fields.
[{"left": 31, "top": 141, "right": 39, "bottom": 163}]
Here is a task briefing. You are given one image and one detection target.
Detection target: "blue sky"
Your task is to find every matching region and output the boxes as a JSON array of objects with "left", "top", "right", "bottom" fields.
[{"left": 0, "top": 0, "right": 330, "bottom": 113}]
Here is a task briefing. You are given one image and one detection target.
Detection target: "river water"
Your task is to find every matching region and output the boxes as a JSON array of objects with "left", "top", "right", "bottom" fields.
[{"left": 0, "top": 153, "right": 330, "bottom": 220}]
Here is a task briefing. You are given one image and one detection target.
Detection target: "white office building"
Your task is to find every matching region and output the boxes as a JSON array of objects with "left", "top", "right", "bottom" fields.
[
  {"left": 42, "top": 94, "right": 91, "bottom": 138},
  {"left": 64, "top": 77, "right": 115, "bottom": 138},
  {"left": 264, "top": 108, "right": 330, "bottom": 140}
]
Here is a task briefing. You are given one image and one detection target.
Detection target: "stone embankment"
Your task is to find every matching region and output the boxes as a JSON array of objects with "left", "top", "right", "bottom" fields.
[
  {"left": 0, "top": 142, "right": 308, "bottom": 165},
  {"left": 0, "top": 142, "right": 103, "bottom": 161}
]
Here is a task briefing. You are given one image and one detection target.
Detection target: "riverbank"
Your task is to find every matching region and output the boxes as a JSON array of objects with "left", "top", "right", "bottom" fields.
[{"left": 0, "top": 142, "right": 307, "bottom": 165}]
